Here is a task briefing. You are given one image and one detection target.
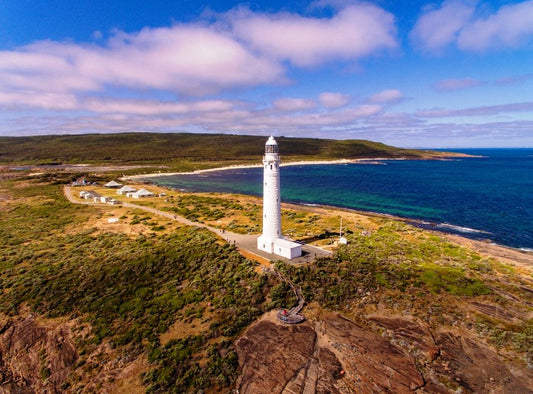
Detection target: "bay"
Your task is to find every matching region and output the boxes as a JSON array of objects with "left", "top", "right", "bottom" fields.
[{"left": 141, "top": 149, "right": 533, "bottom": 250}]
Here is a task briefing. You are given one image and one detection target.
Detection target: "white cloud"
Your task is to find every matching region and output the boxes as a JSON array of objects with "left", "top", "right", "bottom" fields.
[
  {"left": 434, "top": 77, "right": 482, "bottom": 91},
  {"left": 417, "top": 101, "right": 533, "bottom": 117},
  {"left": 0, "top": 3, "right": 398, "bottom": 113},
  {"left": 0, "top": 91, "right": 78, "bottom": 110},
  {"left": 411, "top": 0, "right": 533, "bottom": 53},
  {"left": 410, "top": 0, "right": 476, "bottom": 52},
  {"left": 495, "top": 73, "right": 533, "bottom": 85},
  {"left": 319, "top": 92, "right": 350, "bottom": 108},
  {"left": 229, "top": 4, "right": 397, "bottom": 66},
  {"left": 0, "top": 99, "right": 383, "bottom": 137},
  {"left": 0, "top": 88, "right": 238, "bottom": 116},
  {"left": 367, "top": 89, "right": 403, "bottom": 103},
  {"left": 0, "top": 49, "right": 100, "bottom": 93},
  {"left": 83, "top": 98, "right": 236, "bottom": 115},
  {"left": 272, "top": 97, "right": 317, "bottom": 111},
  {"left": 0, "top": 25, "right": 284, "bottom": 97},
  {"left": 458, "top": 0, "right": 533, "bottom": 50}
]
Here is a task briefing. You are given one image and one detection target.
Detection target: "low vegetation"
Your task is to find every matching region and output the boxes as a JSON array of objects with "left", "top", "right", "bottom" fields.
[
  {"left": 0, "top": 132, "right": 457, "bottom": 167},
  {"left": 0, "top": 177, "right": 275, "bottom": 392},
  {"left": 275, "top": 221, "right": 532, "bottom": 361},
  {"left": 1, "top": 171, "right": 531, "bottom": 392}
]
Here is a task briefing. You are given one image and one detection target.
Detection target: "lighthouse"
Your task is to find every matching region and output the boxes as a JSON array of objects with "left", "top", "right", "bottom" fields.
[{"left": 257, "top": 136, "right": 302, "bottom": 259}]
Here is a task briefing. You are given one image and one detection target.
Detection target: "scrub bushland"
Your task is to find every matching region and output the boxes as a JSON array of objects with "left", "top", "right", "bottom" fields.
[{"left": 0, "top": 175, "right": 531, "bottom": 392}]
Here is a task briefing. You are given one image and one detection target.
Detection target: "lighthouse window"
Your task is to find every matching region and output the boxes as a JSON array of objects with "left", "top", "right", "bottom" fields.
[
  {"left": 266, "top": 144, "right": 278, "bottom": 153},
  {"left": 270, "top": 164, "right": 273, "bottom": 170}
]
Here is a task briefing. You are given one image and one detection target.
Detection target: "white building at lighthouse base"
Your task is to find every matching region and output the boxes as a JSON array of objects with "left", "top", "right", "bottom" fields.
[{"left": 257, "top": 235, "right": 302, "bottom": 260}]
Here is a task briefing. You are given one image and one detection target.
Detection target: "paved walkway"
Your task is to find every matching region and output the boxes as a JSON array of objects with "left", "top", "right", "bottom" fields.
[{"left": 64, "top": 186, "right": 332, "bottom": 265}]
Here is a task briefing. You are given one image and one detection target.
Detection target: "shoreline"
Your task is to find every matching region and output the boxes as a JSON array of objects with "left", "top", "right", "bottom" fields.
[
  {"left": 121, "top": 157, "right": 531, "bottom": 259},
  {"left": 122, "top": 172, "right": 533, "bottom": 259},
  {"left": 122, "top": 158, "right": 421, "bottom": 180},
  {"left": 284, "top": 201, "right": 532, "bottom": 259}
]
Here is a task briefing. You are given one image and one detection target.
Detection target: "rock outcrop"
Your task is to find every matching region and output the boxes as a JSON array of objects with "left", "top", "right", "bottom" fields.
[
  {"left": 0, "top": 317, "right": 78, "bottom": 393},
  {"left": 235, "top": 312, "right": 533, "bottom": 394},
  {"left": 236, "top": 320, "right": 342, "bottom": 393}
]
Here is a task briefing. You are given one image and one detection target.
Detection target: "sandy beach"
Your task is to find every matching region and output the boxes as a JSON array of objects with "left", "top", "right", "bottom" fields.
[{"left": 122, "top": 158, "right": 393, "bottom": 180}]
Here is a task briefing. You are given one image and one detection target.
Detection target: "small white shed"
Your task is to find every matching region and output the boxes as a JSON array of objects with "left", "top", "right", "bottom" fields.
[{"left": 273, "top": 238, "right": 302, "bottom": 259}]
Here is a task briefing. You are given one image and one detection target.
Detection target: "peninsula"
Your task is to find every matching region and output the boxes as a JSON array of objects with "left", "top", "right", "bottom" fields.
[{"left": 0, "top": 133, "right": 530, "bottom": 393}]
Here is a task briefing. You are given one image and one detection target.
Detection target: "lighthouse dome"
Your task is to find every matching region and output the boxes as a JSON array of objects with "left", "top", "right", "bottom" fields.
[
  {"left": 266, "top": 136, "right": 277, "bottom": 145},
  {"left": 265, "top": 136, "right": 278, "bottom": 153}
]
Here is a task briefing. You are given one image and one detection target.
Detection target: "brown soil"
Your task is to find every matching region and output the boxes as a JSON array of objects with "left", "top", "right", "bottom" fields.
[
  {"left": 107, "top": 356, "right": 149, "bottom": 394},
  {"left": 160, "top": 316, "right": 212, "bottom": 346},
  {"left": 238, "top": 248, "right": 272, "bottom": 268}
]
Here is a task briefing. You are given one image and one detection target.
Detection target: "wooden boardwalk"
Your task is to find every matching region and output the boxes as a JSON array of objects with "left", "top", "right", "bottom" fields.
[{"left": 274, "top": 269, "right": 306, "bottom": 324}]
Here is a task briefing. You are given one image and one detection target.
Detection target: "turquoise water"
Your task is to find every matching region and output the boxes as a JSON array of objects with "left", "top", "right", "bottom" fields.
[{"left": 143, "top": 149, "right": 533, "bottom": 250}]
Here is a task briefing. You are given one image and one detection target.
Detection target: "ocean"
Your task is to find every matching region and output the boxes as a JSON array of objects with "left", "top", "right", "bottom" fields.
[{"left": 142, "top": 149, "right": 533, "bottom": 250}]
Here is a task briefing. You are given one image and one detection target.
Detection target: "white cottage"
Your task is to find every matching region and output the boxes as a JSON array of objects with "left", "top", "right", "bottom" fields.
[
  {"left": 104, "top": 180, "right": 123, "bottom": 188},
  {"left": 132, "top": 188, "right": 155, "bottom": 198},
  {"left": 117, "top": 186, "right": 137, "bottom": 195}
]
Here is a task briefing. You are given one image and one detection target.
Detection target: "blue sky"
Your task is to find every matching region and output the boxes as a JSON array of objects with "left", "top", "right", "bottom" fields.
[{"left": 1, "top": 0, "right": 532, "bottom": 147}]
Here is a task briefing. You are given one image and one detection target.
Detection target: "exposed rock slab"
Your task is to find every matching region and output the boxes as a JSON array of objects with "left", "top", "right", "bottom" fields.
[
  {"left": 236, "top": 313, "right": 533, "bottom": 394},
  {"left": 0, "top": 317, "right": 78, "bottom": 393},
  {"left": 434, "top": 331, "right": 533, "bottom": 393},
  {"left": 235, "top": 320, "right": 340, "bottom": 394},
  {"left": 235, "top": 313, "right": 424, "bottom": 393},
  {"left": 322, "top": 315, "right": 424, "bottom": 393}
]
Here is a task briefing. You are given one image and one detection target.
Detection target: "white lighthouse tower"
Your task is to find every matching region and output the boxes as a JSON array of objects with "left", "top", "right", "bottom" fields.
[{"left": 257, "top": 136, "right": 302, "bottom": 259}]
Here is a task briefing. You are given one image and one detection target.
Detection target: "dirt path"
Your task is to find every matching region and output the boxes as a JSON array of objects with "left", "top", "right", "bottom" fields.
[{"left": 64, "top": 186, "right": 313, "bottom": 265}]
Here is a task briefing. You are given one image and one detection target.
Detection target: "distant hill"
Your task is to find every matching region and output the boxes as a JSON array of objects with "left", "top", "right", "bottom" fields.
[{"left": 0, "top": 132, "right": 459, "bottom": 164}]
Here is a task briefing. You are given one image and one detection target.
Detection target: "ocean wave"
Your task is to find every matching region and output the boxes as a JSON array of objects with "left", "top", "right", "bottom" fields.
[{"left": 435, "top": 223, "right": 490, "bottom": 234}]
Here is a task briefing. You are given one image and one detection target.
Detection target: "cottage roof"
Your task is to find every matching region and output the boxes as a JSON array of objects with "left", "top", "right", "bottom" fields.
[
  {"left": 86, "top": 191, "right": 102, "bottom": 198},
  {"left": 133, "top": 188, "right": 155, "bottom": 196},
  {"left": 105, "top": 180, "right": 123, "bottom": 188},
  {"left": 118, "top": 185, "right": 137, "bottom": 192}
]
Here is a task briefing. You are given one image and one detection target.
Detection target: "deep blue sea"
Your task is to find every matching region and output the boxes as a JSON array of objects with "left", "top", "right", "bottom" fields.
[{"left": 143, "top": 149, "right": 533, "bottom": 250}]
